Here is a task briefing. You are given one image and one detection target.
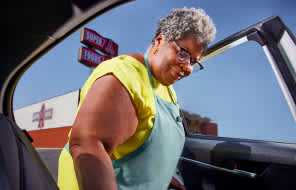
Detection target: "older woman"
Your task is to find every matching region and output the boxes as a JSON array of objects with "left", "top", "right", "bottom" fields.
[{"left": 58, "top": 7, "right": 216, "bottom": 190}]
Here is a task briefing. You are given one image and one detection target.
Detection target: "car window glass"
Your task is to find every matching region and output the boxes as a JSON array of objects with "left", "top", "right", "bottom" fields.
[
  {"left": 11, "top": 0, "right": 296, "bottom": 144},
  {"left": 175, "top": 41, "right": 296, "bottom": 143}
]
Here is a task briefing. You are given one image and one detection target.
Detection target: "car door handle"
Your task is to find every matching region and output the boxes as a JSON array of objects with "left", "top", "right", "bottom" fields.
[{"left": 180, "top": 156, "right": 257, "bottom": 178}]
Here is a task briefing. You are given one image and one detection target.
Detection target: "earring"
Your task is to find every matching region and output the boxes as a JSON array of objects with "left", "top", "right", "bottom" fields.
[{"left": 152, "top": 48, "right": 158, "bottom": 54}]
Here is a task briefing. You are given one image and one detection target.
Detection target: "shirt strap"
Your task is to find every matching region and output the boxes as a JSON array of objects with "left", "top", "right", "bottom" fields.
[
  {"left": 167, "top": 85, "right": 178, "bottom": 105},
  {"left": 144, "top": 53, "right": 155, "bottom": 90}
]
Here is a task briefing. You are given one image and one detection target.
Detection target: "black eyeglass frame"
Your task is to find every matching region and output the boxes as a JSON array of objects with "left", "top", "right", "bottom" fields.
[{"left": 174, "top": 40, "right": 204, "bottom": 71}]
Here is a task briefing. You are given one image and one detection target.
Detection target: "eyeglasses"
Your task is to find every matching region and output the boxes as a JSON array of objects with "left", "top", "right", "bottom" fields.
[{"left": 174, "top": 40, "right": 204, "bottom": 71}]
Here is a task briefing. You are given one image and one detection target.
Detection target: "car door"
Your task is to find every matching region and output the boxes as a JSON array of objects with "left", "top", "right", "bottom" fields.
[{"left": 177, "top": 16, "right": 296, "bottom": 190}]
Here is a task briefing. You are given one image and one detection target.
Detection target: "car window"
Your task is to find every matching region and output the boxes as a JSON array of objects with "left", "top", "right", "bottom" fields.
[
  {"left": 175, "top": 41, "right": 296, "bottom": 143},
  {"left": 11, "top": 0, "right": 296, "bottom": 144}
]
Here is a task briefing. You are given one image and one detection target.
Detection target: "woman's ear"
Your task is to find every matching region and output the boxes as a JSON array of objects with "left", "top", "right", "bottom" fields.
[{"left": 154, "top": 33, "right": 163, "bottom": 48}]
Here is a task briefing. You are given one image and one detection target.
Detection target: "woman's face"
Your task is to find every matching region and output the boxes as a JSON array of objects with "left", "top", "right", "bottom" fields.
[{"left": 150, "top": 33, "right": 205, "bottom": 85}]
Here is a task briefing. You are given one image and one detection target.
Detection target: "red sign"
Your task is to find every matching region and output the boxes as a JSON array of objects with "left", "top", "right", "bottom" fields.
[
  {"left": 80, "top": 28, "right": 118, "bottom": 56},
  {"left": 78, "top": 47, "right": 111, "bottom": 67},
  {"left": 32, "top": 104, "right": 53, "bottom": 128},
  {"left": 104, "top": 38, "right": 119, "bottom": 57}
]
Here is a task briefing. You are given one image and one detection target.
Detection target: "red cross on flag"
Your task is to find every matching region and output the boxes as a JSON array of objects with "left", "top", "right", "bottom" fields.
[{"left": 32, "top": 104, "right": 53, "bottom": 128}]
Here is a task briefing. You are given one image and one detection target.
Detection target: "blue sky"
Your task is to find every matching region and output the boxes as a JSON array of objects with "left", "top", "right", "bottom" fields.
[{"left": 14, "top": 0, "right": 296, "bottom": 143}]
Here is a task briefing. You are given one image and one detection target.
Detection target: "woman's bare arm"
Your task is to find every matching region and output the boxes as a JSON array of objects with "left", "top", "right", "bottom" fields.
[{"left": 70, "top": 74, "right": 138, "bottom": 190}]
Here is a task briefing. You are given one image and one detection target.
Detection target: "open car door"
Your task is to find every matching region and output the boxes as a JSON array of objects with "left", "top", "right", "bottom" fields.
[{"left": 178, "top": 16, "right": 296, "bottom": 190}]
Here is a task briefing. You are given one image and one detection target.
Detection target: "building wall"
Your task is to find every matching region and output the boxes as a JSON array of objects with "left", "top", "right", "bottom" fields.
[
  {"left": 14, "top": 90, "right": 80, "bottom": 148},
  {"left": 183, "top": 110, "right": 218, "bottom": 136},
  {"left": 14, "top": 90, "right": 79, "bottom": 131},
  {"left": 29, "top": 126, "right": 72, "bottom": 148},
  {"left": 199, "top": 123, "right": 218, "bottom": 136},
  {"left": 14, "top": 89, "right": 218, "bottom": 148}
]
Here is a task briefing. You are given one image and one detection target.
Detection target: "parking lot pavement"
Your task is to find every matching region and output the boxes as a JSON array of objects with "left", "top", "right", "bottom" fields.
[{"left": 37, "top": 148, "right": 62, "bottom": 182}]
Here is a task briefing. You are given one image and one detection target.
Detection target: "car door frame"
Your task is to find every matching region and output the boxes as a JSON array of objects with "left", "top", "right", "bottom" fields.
[{"left": 179, "top": 15, "right": 296, "bottom": 190}]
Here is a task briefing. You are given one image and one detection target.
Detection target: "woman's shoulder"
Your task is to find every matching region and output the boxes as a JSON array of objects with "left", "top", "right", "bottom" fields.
[
  {"left": 79, "top": 54, "right": 154, "bottom": 119},
  {"left": 97, "top": 54, "right": 145, "bottom": 74},
  {"left": 89, "top": 54, "right": 151, "bottom": 97},
  {"left": 105, "top": 54, "right": 149, "bottom": 84},
  {"left": 115, "top": 54, "right": 146, "bottom": 73}
]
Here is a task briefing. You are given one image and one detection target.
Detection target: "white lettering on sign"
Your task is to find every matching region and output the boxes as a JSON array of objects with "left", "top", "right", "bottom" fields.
[
  {"left": 83, "top": 49, "right": 103, "bottom": 64},
  {"left": 84, "top": 29, "right": 106, "bottom": 49},
  {"left": 106, "top": 40, "right": 115, "bottom": 56},
  {"left": 81, "top": 28, "right": 118, "bottom": 56},
  {"left": 78, "top": 47, "right": 111, "bottom": 67}
]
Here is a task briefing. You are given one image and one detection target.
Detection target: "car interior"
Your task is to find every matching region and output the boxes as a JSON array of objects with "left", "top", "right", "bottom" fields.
[{"left": 2, "top": 0, "right": 296, "bottom": 190}]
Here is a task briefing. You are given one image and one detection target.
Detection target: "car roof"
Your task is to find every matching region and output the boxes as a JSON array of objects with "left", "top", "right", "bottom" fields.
[{"left": 2, "top": 0, "right": 133, "bottom": 118}]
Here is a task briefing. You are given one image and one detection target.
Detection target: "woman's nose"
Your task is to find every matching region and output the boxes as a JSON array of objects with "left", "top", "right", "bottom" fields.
[{"left": 180, "top": 62, "right": 193, "bottom": 76}]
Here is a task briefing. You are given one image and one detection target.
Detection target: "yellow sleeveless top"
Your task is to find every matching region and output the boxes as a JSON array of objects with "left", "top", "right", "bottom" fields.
[{"left": 58, "top": 55, "right": 177, "bottom": 189}]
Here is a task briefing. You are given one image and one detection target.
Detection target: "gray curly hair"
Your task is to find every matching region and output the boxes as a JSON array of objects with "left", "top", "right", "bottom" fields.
[{"left": 152, "top": 7, "right": 216, "bottom": 46}]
